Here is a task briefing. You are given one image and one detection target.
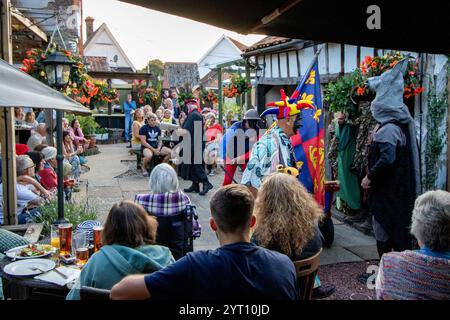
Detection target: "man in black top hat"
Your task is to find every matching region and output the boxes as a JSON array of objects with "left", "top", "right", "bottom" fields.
[{"left": 178, "top": 99, "right": 213, "bottom": 196}]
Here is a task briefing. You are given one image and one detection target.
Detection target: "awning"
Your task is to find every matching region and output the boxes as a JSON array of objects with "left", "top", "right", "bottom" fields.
[
  {"left": 120, "top": 0, "right": 448, "bottom": 54},
  {"left": 0, "top": 59, "right": 91, "bottom": 114}
]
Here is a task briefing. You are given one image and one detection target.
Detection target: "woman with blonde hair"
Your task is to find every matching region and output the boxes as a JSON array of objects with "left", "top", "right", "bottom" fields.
[
  {"left": 252, "top": 172, "right": 336, "bottom": 299},
  {"left": 131, "top": 108, "right": 145, "bottom": 151},
  {"left": 252, "top": 172, "right": 323, "bottom": 260}
]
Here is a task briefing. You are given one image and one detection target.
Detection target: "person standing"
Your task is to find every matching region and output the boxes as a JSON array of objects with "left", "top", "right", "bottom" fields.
[
  {"left": 334, "top": 112, "right": 361, "bottom": 216},
  {"left": 123, "top": 94, "right": 136, "bottom": 146},
  {"left": 361, "top": 59, "right": 420, "bottom": 257},
  {"left": 170, "top": 90, "right": 180, "bottom": 119},
  {"left": 179, "top": 99, "right": 213, "bottom": 196}
]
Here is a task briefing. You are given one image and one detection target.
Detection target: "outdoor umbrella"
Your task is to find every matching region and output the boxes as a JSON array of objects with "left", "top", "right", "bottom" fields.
[
  {"left": 120, "top": 0, "right": 448, "bottom": 54},
  {"left": 0, "top": 58, "right": 91, "bottom": 226}
]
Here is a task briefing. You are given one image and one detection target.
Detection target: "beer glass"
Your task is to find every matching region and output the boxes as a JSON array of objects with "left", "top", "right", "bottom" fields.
[
  {"left": 50, "top": 225, "right": 60, "bottom": 249},
  {"left": 93, "top": 226, "right": 103, "bottom": 252},
  {"left": 73, "top": 231, "right": 89, "bottom": 267},
  {"left": 58, "top": 223, "right": 73, "bottom": 255}
]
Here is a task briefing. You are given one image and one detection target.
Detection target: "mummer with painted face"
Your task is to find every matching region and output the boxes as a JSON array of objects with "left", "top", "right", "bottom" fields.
[{"left": 241, "top": 89, "right": 313, "bottom": 188}]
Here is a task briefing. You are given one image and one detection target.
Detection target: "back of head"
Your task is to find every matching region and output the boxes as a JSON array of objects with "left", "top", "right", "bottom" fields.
[
  {"left": 253, "top": 173, "right": 323, "bottom": 256},
  {"left": 26, "top": 151, "right": 44, "bottom": 167},
  {"left": 149, "top": 163, "right": 179, "bottom": 194},
  {"left": 210, "top": 184, "right": 254, "bottom": 234},
  {"left": 41, "top": 146, "right": 57, "bottom": 161},
  {"left": 103, "top": 200, "right": 157, "bottom": 248},
  {"left": 411, "top": 190, "right": 450, "bottom": 252}
]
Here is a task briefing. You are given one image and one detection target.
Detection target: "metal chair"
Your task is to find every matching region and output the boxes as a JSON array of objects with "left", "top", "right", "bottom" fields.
[
  {"left": 293, "top": 248, "right": 322, "bottom": 300},
  {"left": 79, "top": 286, "right": 111, "bottom": 300}
]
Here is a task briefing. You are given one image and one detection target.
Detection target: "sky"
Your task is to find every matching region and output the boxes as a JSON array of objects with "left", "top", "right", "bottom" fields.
[{"left": 83, "top": 0, "right": 266, "bottom": 70}]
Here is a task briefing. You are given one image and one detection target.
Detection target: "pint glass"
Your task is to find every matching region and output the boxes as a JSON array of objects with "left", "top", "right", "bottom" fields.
[{"left": 58, "top": 223, "right": 73, "bottom": 255}]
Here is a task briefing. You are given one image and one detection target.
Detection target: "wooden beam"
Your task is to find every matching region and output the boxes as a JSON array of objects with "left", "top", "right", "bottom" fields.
[
  {"left": 88, "top": 71, "right": 155, "bottom": 81},
  {"left": 10, "top": 6, "right": 47, "bottom": 42},
  {"left": 1, "top": 0, "right": 17, "bottom": 226},
  {"left": 245, "top": 65, "right": 251, "bottom": 110},
  {"left": 447, "top": 76, "right": 450, "bottom": 191},
  {"left": 217, "top": 67, "right": 223, "bottom": 128}
]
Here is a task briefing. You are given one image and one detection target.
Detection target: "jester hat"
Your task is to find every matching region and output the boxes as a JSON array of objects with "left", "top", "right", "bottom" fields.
[{"left": 261, "top": 89, "right": 314, "bottom": 119}]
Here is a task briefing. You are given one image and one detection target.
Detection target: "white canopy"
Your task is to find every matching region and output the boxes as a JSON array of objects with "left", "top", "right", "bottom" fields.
[{"left": 0, "top": 59, "right": 91, "bottom": 114}]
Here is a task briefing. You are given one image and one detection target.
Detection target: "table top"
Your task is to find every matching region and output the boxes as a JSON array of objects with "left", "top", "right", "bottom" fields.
[{"left": 0, "top": 254, "right": 72, "bottom": 293}]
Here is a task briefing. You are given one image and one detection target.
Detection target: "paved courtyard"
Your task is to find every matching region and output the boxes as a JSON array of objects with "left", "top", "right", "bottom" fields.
[{"left": 78, "top": 143, "right": 378, "bottom": 264}]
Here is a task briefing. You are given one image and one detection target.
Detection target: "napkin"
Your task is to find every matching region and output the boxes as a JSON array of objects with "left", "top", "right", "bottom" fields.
[{"left": 34, "top": 266, "right": 81, "bottom": 286}]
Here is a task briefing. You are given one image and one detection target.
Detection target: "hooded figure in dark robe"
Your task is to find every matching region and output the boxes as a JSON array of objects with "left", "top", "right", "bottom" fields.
[{"left": 361, "top": 58, "right": 420, "bottom": 257}]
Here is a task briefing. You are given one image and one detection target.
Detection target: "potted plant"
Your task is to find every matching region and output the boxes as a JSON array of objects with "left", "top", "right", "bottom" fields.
[{"left": 95, "top": 127, "right": 109, "bottom": 141}]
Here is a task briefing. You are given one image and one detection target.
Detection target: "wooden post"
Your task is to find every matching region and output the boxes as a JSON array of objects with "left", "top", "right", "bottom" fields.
[
  {"left": 218, "top": 67, "right": 223, "bottom": 129},
  {"left": 447, "top": 76, "right": 450, "bottom": 192},
  {"left": 44, "top": 109, "right": 54, "bottom": 146},
  {"left": 1, "top": 0, "right": 17, "bottom": 225},
  {"left": 246, "top": 65, "right": 252, "bottom": 110}
]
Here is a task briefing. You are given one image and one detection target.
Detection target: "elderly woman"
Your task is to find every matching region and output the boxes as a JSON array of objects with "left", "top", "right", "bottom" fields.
[
  {"left": 135, "top": 163, "right": 199, "bottom": 260},
  {"left": 376, "top": 190, "right": 450, "bottom": 300}
]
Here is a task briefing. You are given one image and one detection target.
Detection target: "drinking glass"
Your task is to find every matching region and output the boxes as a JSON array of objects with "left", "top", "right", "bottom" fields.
[
  {"left": 73, "top": 231, "right": 89, "bottom": 267},
  {"left": 51, "top": 225, "right": 60, "bottom": 249},
  {"left": 58, "top": 223, "right": 73, "bottom": 255},
  {"left": 93, "top": 226, "right": 104, "bottom": 253}
]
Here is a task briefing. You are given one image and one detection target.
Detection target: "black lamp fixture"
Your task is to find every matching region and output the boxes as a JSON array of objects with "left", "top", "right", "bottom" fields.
[
  {"left": 43, "top": 50, "right": 74, "bottom": 88},
  {"left": 43, "top": 50, "right": 75, "bottom": 225}
]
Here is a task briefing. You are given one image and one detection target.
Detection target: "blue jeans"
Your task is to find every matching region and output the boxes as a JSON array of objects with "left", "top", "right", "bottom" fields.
[
  {"left": 17, "top": 207, "right": 42, "bottom": 224},
  {"left": 124, "top": 113, "right": 132, "bottom": 142}
]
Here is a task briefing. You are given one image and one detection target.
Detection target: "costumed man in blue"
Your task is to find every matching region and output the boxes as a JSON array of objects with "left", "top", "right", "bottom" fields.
[
  {"left": 123, "top": 93, "right": 136, "bottom": 147},
  {"left": 241, "top": 89, "right": 313, "bottom": 188}
]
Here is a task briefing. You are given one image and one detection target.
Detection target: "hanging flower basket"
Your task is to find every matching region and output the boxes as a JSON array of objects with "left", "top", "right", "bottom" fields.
[{"left": 222, "top": 75, "right": 252, "bottom": 98}]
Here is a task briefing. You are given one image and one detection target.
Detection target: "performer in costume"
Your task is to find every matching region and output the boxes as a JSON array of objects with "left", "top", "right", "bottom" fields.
[
  {"left": 219, "top": 109, "right": 262, "bottom": 186},
  {"left": 362, "top": 58, "right": 420, "bottom": 257},
  {"left": 178, "top": 99, "right": 214, "bottom": 196},
  {"left": 241, "top": 89, "right": 314, "bottom": 188}
]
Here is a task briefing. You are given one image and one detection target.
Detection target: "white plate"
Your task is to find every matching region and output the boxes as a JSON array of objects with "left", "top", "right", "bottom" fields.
[
  {"left": 5, "top": 244, "right": 53, "bottom": 260},
  {"left": 3, "top": 259, "right": 56, "bottom": 277}
]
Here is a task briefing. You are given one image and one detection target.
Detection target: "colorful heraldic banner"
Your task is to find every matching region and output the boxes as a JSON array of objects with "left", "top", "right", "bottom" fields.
[{"left": 290, "top": 58, "right": 325, "bottom": 207}]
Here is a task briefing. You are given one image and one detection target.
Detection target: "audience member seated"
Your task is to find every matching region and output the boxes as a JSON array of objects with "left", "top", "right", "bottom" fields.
[
  {"left": 15, "top": 143, "right": 29, "bottom": 156},
  {"left": 131, "top": 108, "right": 145, "bottom": 151},
  {"left": 14, "top": 107, "right": 25, "bottom": 125},
  {"left": 33, "top": 144, "right": 48, "bottom": 152},
  {"left": 38, "top": 147, "right": 59, "bottom": 191},
  {"left": 27, "top": 123, "right": 47, "bottom": 151},
  {"left": 139, "top": 113, "right": 172, "bottom": 177},
  {"left": 66, "top": 200, "right": 174, "bottom": 300},
  {"left": 25, "top": 111, "right": 38, "bottom": 129},
  {"left": 135, "top": 163, "right": 198, "bottom": 259},
  {"left": 204, "top": 113, "right": 223, "bottom": 176},
  {"left": 17, "top": 153, "right": 53, "bottom": 201},
  {"left": 161, "top": 109, "right": 176, "bottom": 125},
  {"left": 250, "top": 173, "right": 335, "bottom": 299},
  {"left": 110, "top": 184, "right": 299, "bottom": 300},
  {"left": 69, "top": 118, "right": 90, "bottom": 152},
  {"left": 63, "top": 130, "right": 83, "bottom": 183},
  {"left": 376, "top": 190, "right": 450, "bottom": 300},
  {"left": 0, "top": 156, "right": 46, "bottom": 224}
]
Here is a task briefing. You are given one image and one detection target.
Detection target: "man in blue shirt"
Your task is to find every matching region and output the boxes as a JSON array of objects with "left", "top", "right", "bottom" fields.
[
  {"left": 111, "top": 184, "right": 299, "bottom": 300},
  {"left": 123, "top": 94, "right": 136, "bottom": 145}
]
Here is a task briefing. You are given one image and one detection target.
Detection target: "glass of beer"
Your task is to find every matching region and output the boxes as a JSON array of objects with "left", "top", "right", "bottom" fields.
[
  {"left": 73, "top": 231, "right": 89, "bottom": 267},
  {"left": 93, "top": 226, "right": 103, "bottom": 252},
  {"left": 58, "top": 223, "right": 73, "bottom": 255}
]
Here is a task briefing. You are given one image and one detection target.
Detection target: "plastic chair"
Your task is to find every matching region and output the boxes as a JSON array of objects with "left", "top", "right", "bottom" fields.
[{"left": 293, "top": 248, "right": 322, "bottom": 300}]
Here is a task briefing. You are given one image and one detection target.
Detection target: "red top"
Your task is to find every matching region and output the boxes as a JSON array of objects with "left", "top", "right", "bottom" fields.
[
  {"left": 38, "top": 168, "right": 57, "bottom": 190},
  {"left": 206, "top": 123, "right": 223, "bottom": 142}
]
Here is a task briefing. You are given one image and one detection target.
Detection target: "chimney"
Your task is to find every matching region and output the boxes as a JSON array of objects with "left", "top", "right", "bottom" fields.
[{"left": 85, "top": 16, "right": 94, "bottom": 42}]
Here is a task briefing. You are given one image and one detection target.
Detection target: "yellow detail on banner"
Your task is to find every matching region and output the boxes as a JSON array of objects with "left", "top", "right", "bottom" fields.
[
  {"left": 306, "top": 70, "right": 316, "bottom": 85},
  {"left": 313, "top": 109, "right": 322, "bottom": 122}
]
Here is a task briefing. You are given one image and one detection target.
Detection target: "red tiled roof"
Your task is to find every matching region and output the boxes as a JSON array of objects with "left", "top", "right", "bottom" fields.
[
  {"left": 244, "top": 36, "right": 292, "bottom": 53},
  {"left": 84, "top": 56, "right": 110, "bottom": 72},
  {"left": 228, "top": 37, "right": 247, "bottom": 52}
]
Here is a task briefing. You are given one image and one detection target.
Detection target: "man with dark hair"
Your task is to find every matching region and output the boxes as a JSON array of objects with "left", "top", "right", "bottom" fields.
[{"left": 110, "top": 184, "right": 299, "bottom": 300}]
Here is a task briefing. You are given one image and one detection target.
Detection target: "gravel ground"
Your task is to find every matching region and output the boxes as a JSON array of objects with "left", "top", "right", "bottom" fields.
[{"left": 318, "top": 260, "right": 379, "bottom": 300}]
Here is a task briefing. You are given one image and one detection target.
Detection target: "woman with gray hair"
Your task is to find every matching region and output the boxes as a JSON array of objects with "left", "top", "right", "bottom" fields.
[
  {"left": 376, "top": 190, "right": 450, "bottom": 300},
  {"left": 134, "top": 163, "right": 200, "bottom": 260}
]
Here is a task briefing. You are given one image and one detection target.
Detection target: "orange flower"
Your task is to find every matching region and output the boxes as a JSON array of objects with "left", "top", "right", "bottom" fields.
[
  {"left": 371, "top": 61, "right": 377, "bottom": 68},
  {"left": 364, "top": 56, "right": 373, "bottom": 65},
  {"left": 357, "top": 87, "right": 365, "bottom": 96},
  {"left": 80, "top": 95, "right": 87, "bottom": 104},
  {"left": 390, "top": 61, "right": 398, "bottom": 68}
]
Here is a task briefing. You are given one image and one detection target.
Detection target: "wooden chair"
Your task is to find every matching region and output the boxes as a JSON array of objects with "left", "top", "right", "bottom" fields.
[
  {"left": 79, "top": 286, "right": 111, "bottom": 300},
  {"left": 293, "top": 248, "right": 322, "bottom": 300}
]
